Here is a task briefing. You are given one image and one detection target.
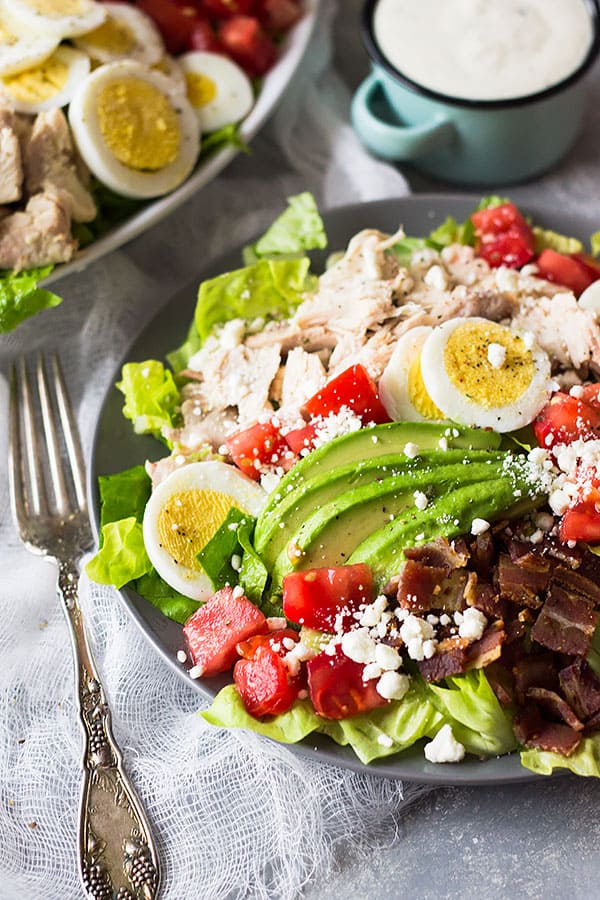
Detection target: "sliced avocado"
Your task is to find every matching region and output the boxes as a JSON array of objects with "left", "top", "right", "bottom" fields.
[
  {"left": 255, "top": 448, "right": 503, "bottom": 567},
  {"left": 349, "top": 472, "right": 544, "bottom": 587},
  {"left": 258, "top": 421, "right": 502, "bottom": 527},
  {"left": 269, "top": 456, "right": 509, "bottom": 587}
]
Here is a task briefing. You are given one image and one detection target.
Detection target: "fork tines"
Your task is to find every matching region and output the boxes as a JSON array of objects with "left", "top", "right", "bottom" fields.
[{"left": 9, "top": 354, "right": 88, "bottom": 527}]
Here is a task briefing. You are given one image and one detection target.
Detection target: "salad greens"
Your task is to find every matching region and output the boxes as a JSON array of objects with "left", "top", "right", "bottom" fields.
[
  {"left": 0, "top": 266, "right": 62, "bottom": 334},
  {"left": 117, "top": 360, "right": 180, "bottom": 441},
  {"left": 244, "top": 191, "right": 328, "bottom": 262}
]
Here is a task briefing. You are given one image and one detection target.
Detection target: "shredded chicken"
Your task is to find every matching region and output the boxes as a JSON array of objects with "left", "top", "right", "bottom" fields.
[
  {"left": 280, "top": 347, "right": 327, "bottom": 409},
  {"left": 0, "top": 192, "right": 77, "bottom": 270},
  {"left": 0, "top": 107, "right": 23, "bottom": 204}
]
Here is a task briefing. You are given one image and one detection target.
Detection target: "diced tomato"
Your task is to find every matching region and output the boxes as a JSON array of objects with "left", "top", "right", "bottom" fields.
[
  {"left": 135, "top": 0, "right": 198, "bottom": 53},
  {"left": 471, "top": 202, "right": 535, "bottom": 269},
  {"left": 303, "top": 364, "right": 391, "bottom": 425},
  {"left": 256, "top": 0, "right": 302, "bottom": 33},
  {"left": 186, "top": 18, "right": 222, "bottom": 50},
  {"left": 283, "top": 423, "right": 317, "bottom": 455},
  {"left": 234, "top": 639, "right": 300, "bottom": 716},
  {"left": 578, "top": 384, "right": 600, "bottom": 411},
  {"left": 572, "top": 253, "right": 600, "bottom": 281},
  {"left": 201, "top": 0, "right": 257, "bottom": 18},
  {"left": 282, "top": 563, "right": 374, "bottom": 632},
  {"left": 218, "top": 15, "right": 276, "bottom": 76},
  {"left": 535, "top": 249, "right": 595, "bottom": 297},
  {"left": 183, "top": 586, "right": 268, "bottom": 676},
  {"left": 236, "top": 628, "right": 299, "bottom": 659},
  {"left": 560, "top": 488, "right": 600, "bottom": 544},
  {"left": 307, "top": 648, "right": 388, "bottom": 719},
  {"left": 225, "top": 419, "right": 294, "bottom": 480},
  {"left": 533, "top": 392, "right": 600, "bottom": 450}
]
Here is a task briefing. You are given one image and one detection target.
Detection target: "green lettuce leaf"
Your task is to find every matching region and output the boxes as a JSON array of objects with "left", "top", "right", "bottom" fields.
[
  {"left": 97, "top": 465, "right": 151, "bottom": 536},
  {"left": 166, "top": 320, "right": 204, "bottom": 374},
  {"left": 0, "top": 266, "right": 62, "bottom": 333},
  {"left": 237, "top": 520, "right": 269, "bottom": 605},
  {"left": 428, "top": 669, "right": 517, "bottom": 756},
  {"left": 196, "top": 507, "right": 250, "bottom": 591},
  {"left": 117, "top": 360, "right": 180, "bottom": 439},
  {"left": 533, "top": 226, "right": 583, "bottom": 255},
  {"left": 586, "top": 622, "right": 600, "bottom": 679},
  {"left": 246, "top": 192, "right": 327, "bottom": 261},
  {"left": 85, "top": 517, "right": 152, "bottom": 588},
  {"left": 390, "top": 236, "right": 436, "bottom": 266},
  {"left": 199, "top": 123, "right": 249, "bottom": 161},
  {"left": 591, "top": 231, "right": 600, "bottom": 257},
  {"left": 132, "top": 570, "right": 200, "bottom": 624},
  {"left": 476, "top": 195, "right": 510, "bottom": 210},
  {"left": 521, "top": 733, "right": 600, "bottom": 777},
  {"left": 194, "top": 257, "right": 312, "bottom": 344}
]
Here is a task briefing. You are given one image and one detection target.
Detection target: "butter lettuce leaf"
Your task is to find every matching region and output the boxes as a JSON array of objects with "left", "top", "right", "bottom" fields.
[
  {"left": 533, "top": 226, "right": 583, "bottom": 255},
  {"left": 117, "top": 360, "right": 180, "bottom": 440},
  {"left": 97, "top": 464, "right": 151, "bottom": 535},
  {"left": 246, "top": 192, "right": 327, "bottom": 261},
  {"left": 86, "top": 517, "right": 152, "bottom": 588},
  {"left": 194, "top": 257, "right": 312, "bottom": 344},
  {"left": 591, "top": 231, "right": 600, "bottom": 258},
  {"left": 0, "top": 265, "right": 62, "bottom": 333},
  {"left": 521, "top": 733, "right": 600, "bottom": 777},
  {"left": 132, "top": 570, "right": 200, "bottom": 624}
]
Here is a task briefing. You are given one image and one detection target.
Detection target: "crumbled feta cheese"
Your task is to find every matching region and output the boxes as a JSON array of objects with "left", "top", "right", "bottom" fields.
[
  {"left": 284, "top": 641, "right": 315, "bottom": 676},
  {"left": 362, "top": 662, "right": 383, "bottom": 681},
  {"left": 458, "top": 607, "right": 487, "bottom": 642},
  {"left": 374, "top": 643, "right": 402, "bottom": 671},
  {"left": 312, "top": 406, "right": 363, "bottom": 449},
  {"left": 522, "top": 330, "right": 536, "bottom": 349},
  {"left": 403, "top": 442, "right": 419, "bottom": 459},
  {"left": 282, "top": 637, "right": 296, "bottom": 651},
  {"left": 487, "top": 342, "right": 506, "bottom": 369},
  {"left": 570, "top": 384, "right": 584, "bottom": 399},
  {"left": 424, "top": 725, "right": 465, "bottom": 764},
  {"left": 534, "top": 512, "right": 555, "bottom": 532},
  {"left": 359, "top": 595, "right": 388, "bottom": 628},
  {"left": 260, "top": 471, "right": 282, "bottom": 493},
  {"left": 232, "top": 585, "right": 245, "bottom": 599},
  {"left": 376, "top": 671, "right": 410, "bottom": 701},
  {"left": 422, "top": 639, "right": 437, "bottom": 659},
  {"left": 549, "top": 488, "right": 570, "bottom": 516},
  {"left": 415, "top": 532, "right": 425, "bottom": 542},
  {"left": 439, "top": 613, "right": 451, "bottom": 626},
  {"left": 400, "top": 615, "right": 435, "bottom": 661},
  {"left": 377, "top": 733, "right": 394, "bottom": 748},
  {"left": 231, "top": 554, "right": 242, "bottom": 572},
  {"left": 189, "top": 665, "right": 203, "bottom": 679},
  {"left": 414, "top": 490, "right": 429, "bottom": 510},
  {"left": 424, "top": 264, "right": 448, "bottom": 291},
  {"left": 177, "top": 650, "right": 187, "bottom": 663},
  {"left": 438, "top": 437, "right": 448, "bottom": 451},
  {"left": 341, "top": 628, "right": 377, "bottom": 664},
  {"left": 495, "top": 267, "right": 518, "bottom": 292},
  {"left": 471, "top": 517, "right": 490, "bottom": 535},
  {"left": 266, "top": 617, "right": 287, "bottom": 631}
]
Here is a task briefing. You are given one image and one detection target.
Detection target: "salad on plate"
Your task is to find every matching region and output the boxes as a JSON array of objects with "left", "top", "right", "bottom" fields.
[
  {"left": 0, "top": 0, "right": 304, "bottom": 332},
  {"left": 88, "top": 192, "right": 600, "bottom": 776}
]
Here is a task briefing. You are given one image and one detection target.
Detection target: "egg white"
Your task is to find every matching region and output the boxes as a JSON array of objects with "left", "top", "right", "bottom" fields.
[
  {"left": 68, "top": 60, "right": 200, "bottom": 199},
  {"left": 143, "top": 460, "right": 267, "bottom": 601},
  {"left": 0, "top": 16, "right": 59, "bottom": 76},
  {"left": 74, "top": 3, "right": 164, "bottom": 67},
  {"left": 379, "top": 326, "right": 443, "bottom": 422},
  {"left": 179, "top": 50, "right": 253, "bottom": 133},
  {"left": 0, "top": 0, "right": 106, "bottom": 39},
  {"left": 1, "top": 44, "right": 90, "bottom": 113},
  {"left": 579, "top": 281, "right": 600, "bottom": 315},
  {"left": 419, "top": 317, "right": 551, "bottom": 433}
]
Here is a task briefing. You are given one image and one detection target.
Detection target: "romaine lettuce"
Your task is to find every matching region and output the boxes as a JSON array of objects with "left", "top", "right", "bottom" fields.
[
  {"left": 521, "top": 734, "right": 600, "bottom": 777},
  {"left": 0, "top": 265, "right": 62, "bottom": 333},
  {"left": 245, "top": 192, "right": 327, "bottom": 261},
  {"left": 532, "top": 226, "right": 583, "bottom": 255},
  {"left": 117, "top": 360, "right": 180, "bottom": 440}
]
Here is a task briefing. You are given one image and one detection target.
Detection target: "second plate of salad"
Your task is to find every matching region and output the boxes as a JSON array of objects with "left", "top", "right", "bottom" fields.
[{"left": 89, "top": 192, "right": 600, "bottom": 784}]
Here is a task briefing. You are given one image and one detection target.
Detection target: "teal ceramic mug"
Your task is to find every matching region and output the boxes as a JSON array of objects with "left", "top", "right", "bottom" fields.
[{"left": 352, "top": 0, "right": 600, "bottom": 185}]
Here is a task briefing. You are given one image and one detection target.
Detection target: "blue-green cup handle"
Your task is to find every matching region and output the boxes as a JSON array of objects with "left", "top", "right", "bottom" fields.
[{"left": 352, "top": 72, "right": 455, "bottom": 161}]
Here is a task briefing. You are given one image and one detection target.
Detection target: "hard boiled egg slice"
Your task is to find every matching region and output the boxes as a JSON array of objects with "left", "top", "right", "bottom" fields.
[
  {"left": 0, "top": 0, "right": 106, "bottom": 39},
  {"left": 68, "top": 60, "right": 200, "bottom": 198},
  {"left": 179, "top": 51, "right": 253, "bottom": 133},
  {"left": 420, "top": 317, "right": 551, "bottom": 433},
  {"left": 379, "top": 326, "right": 444, "bottom": 422},
  {"left": 143, "top": 460, "right": 267, "bottom": 601},
  {"left": 1, "top": 45, "right": 90, "bottom": 113},
  {"left": 73, "top": 3, "right": 164, "bottom": 67},
  {"left": 0, "top": 18, "right": 58, "bottom": 76}
]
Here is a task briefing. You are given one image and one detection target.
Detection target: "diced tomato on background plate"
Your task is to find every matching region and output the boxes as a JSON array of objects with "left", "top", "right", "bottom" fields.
[
  {"left": 218, "top": 15, "right": 277, "bottom": 76},
  {"left": 282, "top": 563, "right": 374, "bottom": 632},
  {"left": 183, "top": 586, "right": 268, "bottom": 675},
  {"left": 470, "top": 202, "right": 535, "bottom": 269},
  {"left": 307, "top": 648, "right": 388, "bottom": 719},
  {"left": 535, "top": 249, "right": 597, "bottom": 298}
]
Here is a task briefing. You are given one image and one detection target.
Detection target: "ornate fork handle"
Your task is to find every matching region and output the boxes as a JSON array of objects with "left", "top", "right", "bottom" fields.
[{"left": 58, "top": 560, "right": 160, "bottom": 900}]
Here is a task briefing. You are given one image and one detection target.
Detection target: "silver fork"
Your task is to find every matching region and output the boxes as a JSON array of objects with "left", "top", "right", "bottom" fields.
[{"left": 9, "top": 354, "right": 160, "bottom": 900}]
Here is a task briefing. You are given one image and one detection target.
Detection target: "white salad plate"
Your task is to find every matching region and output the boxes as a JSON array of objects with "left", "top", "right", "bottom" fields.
[
  {"left": 90, "top": 193, "right": 594, "bottom": 784},
  {"left": 43, "top": 0, "right": 319, "bottom": 287}
]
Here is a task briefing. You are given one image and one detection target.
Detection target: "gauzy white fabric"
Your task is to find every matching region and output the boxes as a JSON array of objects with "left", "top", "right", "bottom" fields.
[{"left": 0, "top": 2, "right": 418, "bottom": 898}]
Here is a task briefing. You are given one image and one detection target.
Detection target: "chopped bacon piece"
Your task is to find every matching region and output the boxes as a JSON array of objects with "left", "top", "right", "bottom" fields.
[
  {"left": 531, "top": 584, "right": 598, "bottom": 656},
  {"left": 523, "top": 722, "right": 582, "bottom": 756},
  {"left": 468, "top": 531, "right": 495, "bottom": 577},
  {"left": 497, "top": 553, "right": 548, "bottom": 607},
  {"left": 466, "top": 623, "right": 505, "bottom": 670},
  {"left": 584, "top": 709, "right": 600, "bottom": 733},
  {"left": 405, "top": 537, "right": 469, "bottom": 572},
  {"left": 559, "top": 659, "right": 600, "bottom": 720},
  {"left": 418, "top": 637, "right": 469, "bottom": 682},
  {"left": 394, "top": 560, "right": 448, "bottom": 612},
  {"left": 465, "top": 579, "right": 507, "bottom": 619},
  {"left": 526, "top": 687, "right": 584, "bottom": 731},
  {"left": 513, "top": 703, "right": 543, "bottom": 745},
  {"left": 485, "top": 662, "right": 515, "bottom": 708},
  {"left": 513, "top": 653, "right": 558, "bottom": 701},
  {"left": 552, "top": 565, "right": 600, "bottom": 607}
]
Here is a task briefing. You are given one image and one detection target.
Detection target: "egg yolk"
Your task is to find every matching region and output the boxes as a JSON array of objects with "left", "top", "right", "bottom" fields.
[
  {"left": 157, "top": 490, "right": 239, "bottom": 570},
  {"left": 97, "top": 77, "right": 180, "bottom": 170},
  {"left": 408, "top": 353, "right": 444, "bottom": 419},
  {"left": 0, "top": 25, "right": 17, "bottom": 46},
  {"left": 443, "top": 321, "right": 534, "bottom": 408},
  {"left": 82, "top": 17, "right": 135, "bottom": 54},
  {"left": 25, "top": 0, "right": 83, "bottom": 15},
  {"left": 2, "top": 56, "right": 68, "bottom": 102},
  {"left": 185, "top": 71, "right": 217, "bottom": 108}
]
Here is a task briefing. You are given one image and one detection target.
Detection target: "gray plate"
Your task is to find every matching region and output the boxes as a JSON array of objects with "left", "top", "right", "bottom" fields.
[{"left": 90, "top": 193, "right": 590, "bottom": 785}]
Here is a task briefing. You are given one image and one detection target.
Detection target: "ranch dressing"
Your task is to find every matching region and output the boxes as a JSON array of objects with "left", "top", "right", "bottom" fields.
[{"left": 373, "top": 0, "right": 594, "bottom": 101}]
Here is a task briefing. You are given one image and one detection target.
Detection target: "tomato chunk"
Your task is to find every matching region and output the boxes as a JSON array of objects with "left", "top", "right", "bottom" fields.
[
  {"left": 471, "top": 202, "right": 535, "bottom": 269},
  {"left": 225, "top": 419, "right": 294, "bottom": 480},
  {"left": 560, "top": 490, "right": 600, "bottom": 544},
  {"left": 183, "top": 586, "right": 268, "bottom": 676},
  {"left": 283, "top": 423, "right": 317, "bottom": 454},
  {"left": 282, "top": 563, "right": 374, "bottom": 632},
  {"left": 218, "top": 15, "right": 276, "bottom": 76},
  {"left": 579, "top": 384, "right": 600, "bottom": 411},
  {"left": 234, "top": 641, "right": 300, "bottom": 716},
  {"left": 307, "top": 648, "right": 388, "bottom": 719},
  {"left": 533, "top": 393, "right": 600, "bottom": 450},
  {"left": 236, "top": 628, "right": 299, "bottom": 659},
  {"left": 535, "top": 249, "right": 595, "bottom": 297},
  {"left": 135, "top": 0, "right": 198, "bottom": 53},
  {"left": 186, "top": 17, "right": 222, "bottom": 51},
  {"left": 201, "top": 0, "right": 257, "bottom": 17},
  {"left": 256, "top": 0, "right": 302, "bottom": 33},
  {"left": 303, "top": 364, "right": 391, "bottom": 425}
]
